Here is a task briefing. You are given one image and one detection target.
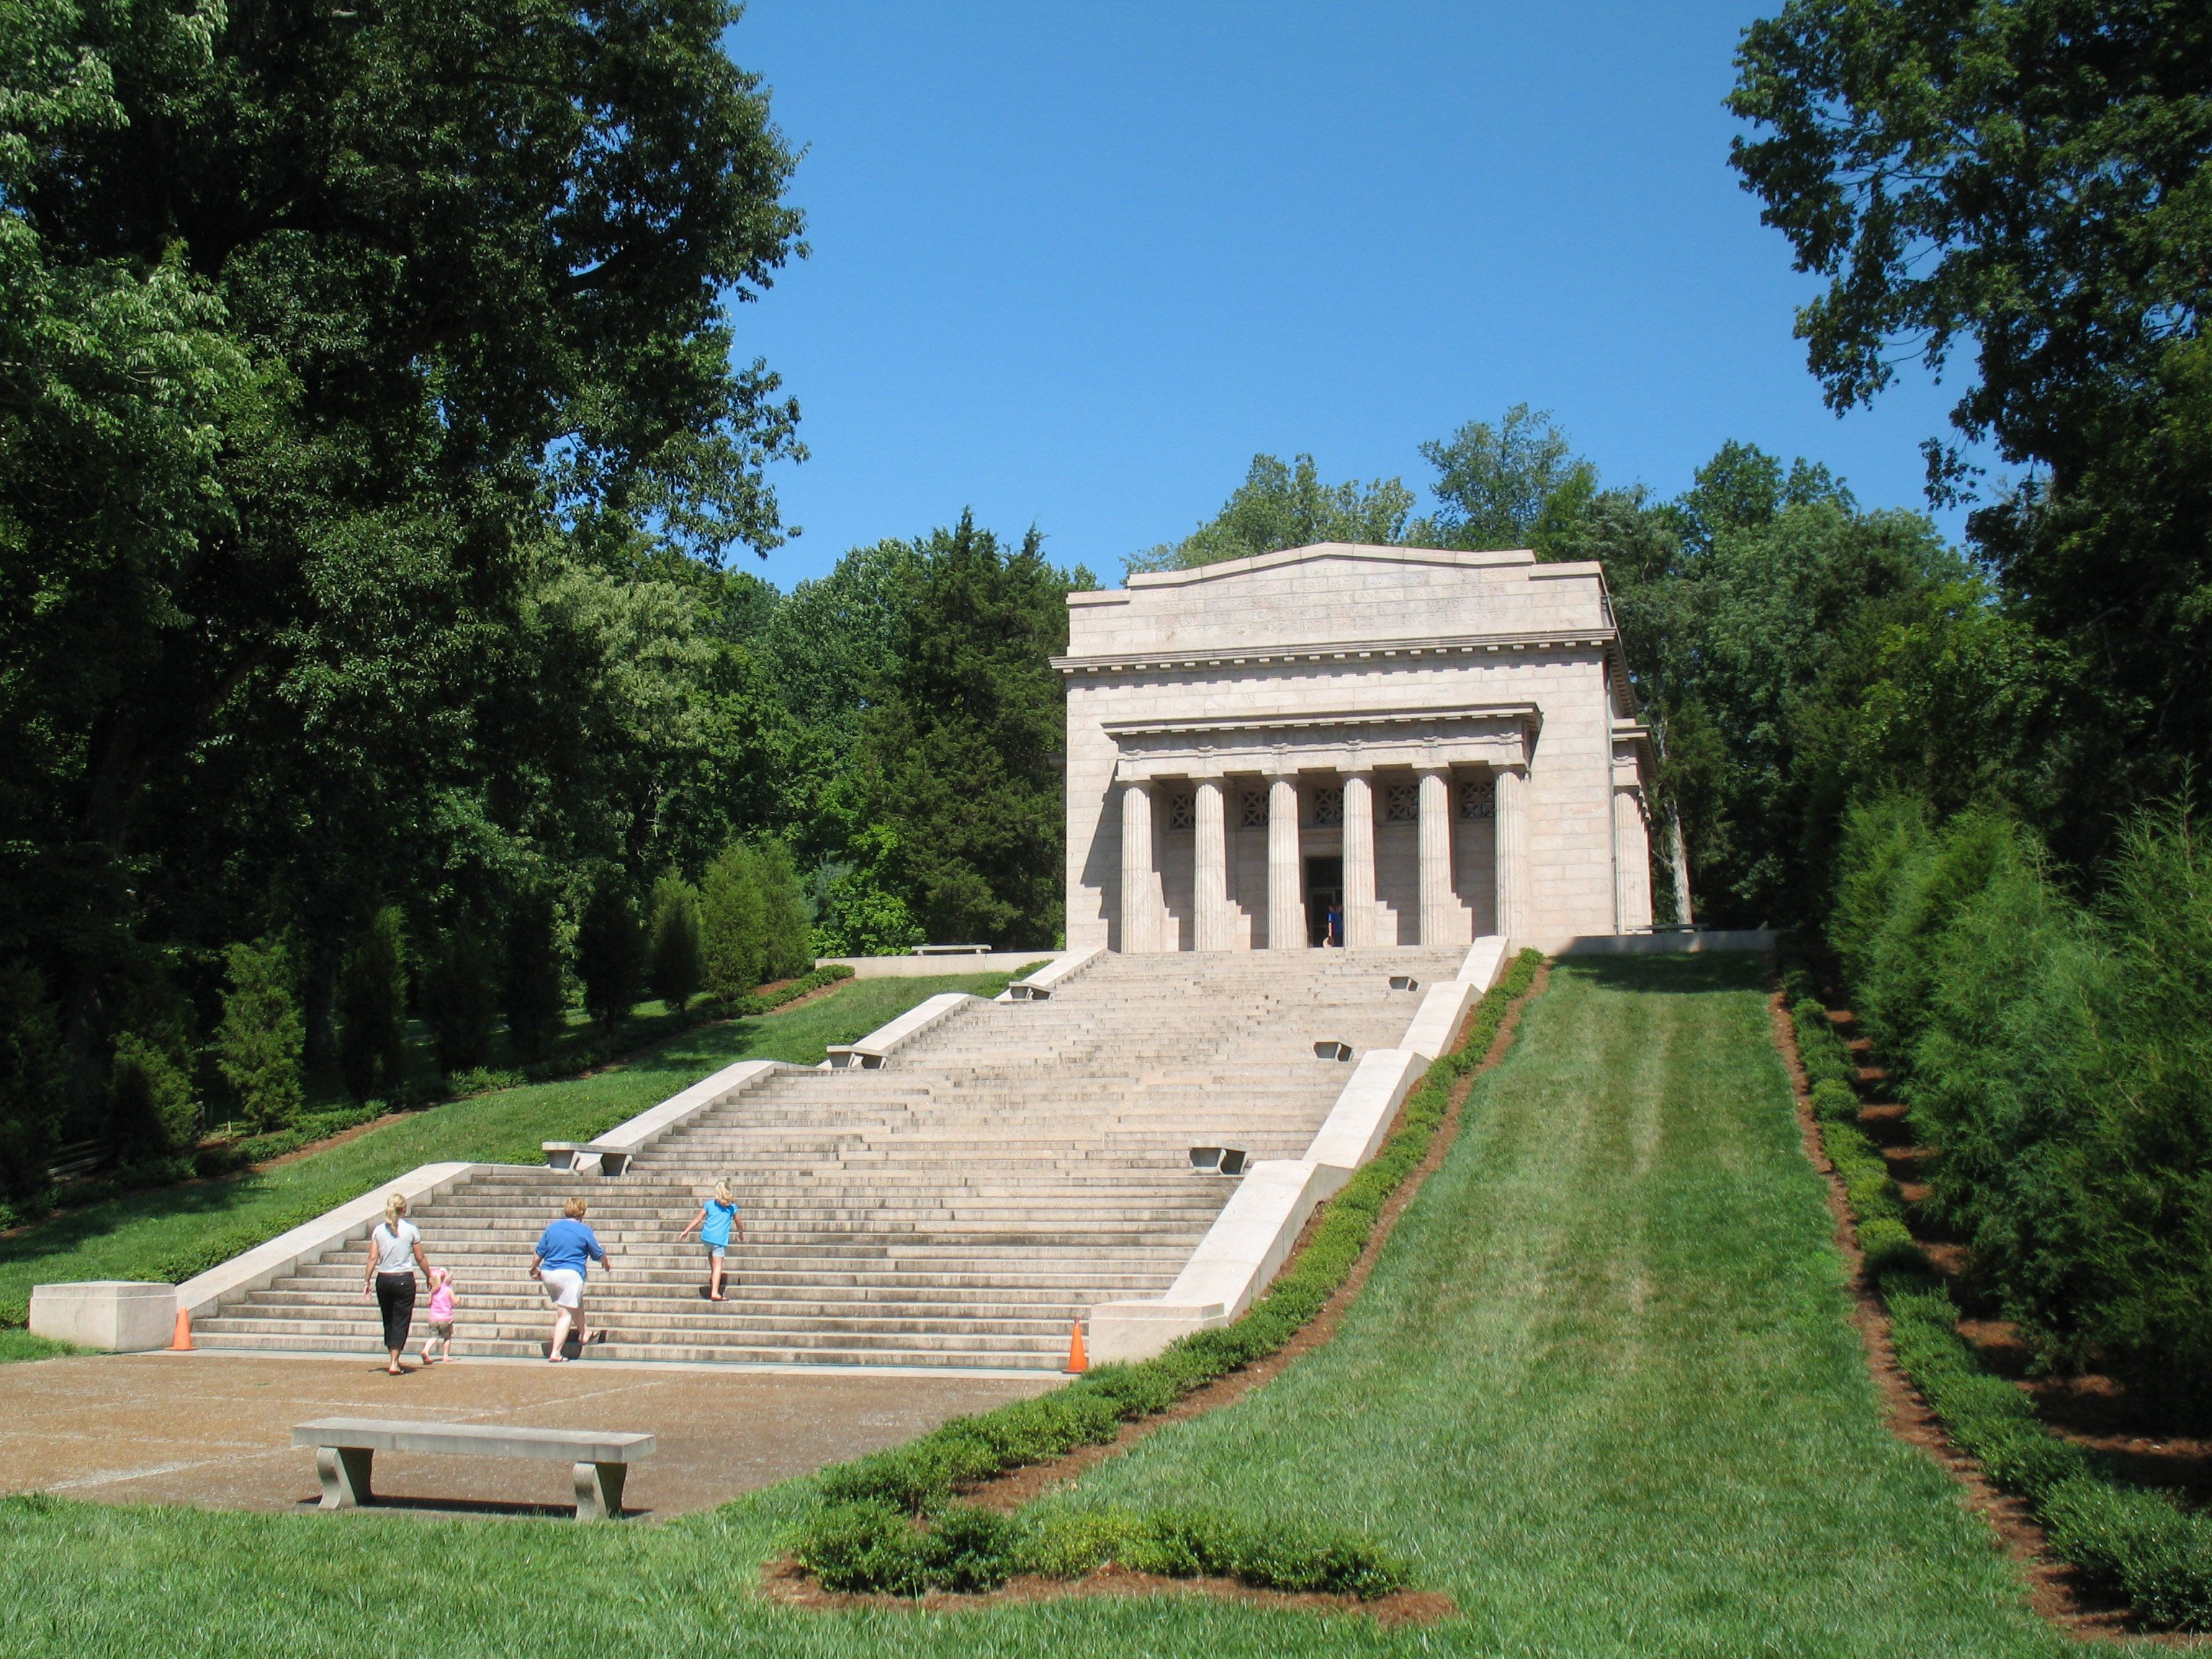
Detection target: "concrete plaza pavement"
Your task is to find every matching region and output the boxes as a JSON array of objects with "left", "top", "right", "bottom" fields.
[{"left": 0, "top": 1349, "right": 1057, "bottom": 1519}]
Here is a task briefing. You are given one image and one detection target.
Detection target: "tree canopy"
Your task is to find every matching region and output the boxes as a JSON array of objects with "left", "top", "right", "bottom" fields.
[{"left": 1730, "top": 0, "right": 2212, "bottom": 866}]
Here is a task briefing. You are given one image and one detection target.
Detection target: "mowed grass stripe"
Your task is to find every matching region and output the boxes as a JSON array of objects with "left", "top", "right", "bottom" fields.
[
  {"left": 0, "top": 956, "right": 2068, "bottom": 1658},
  {"left": 1045, "top": 953, "right": 2063, "bottom": 1658}
]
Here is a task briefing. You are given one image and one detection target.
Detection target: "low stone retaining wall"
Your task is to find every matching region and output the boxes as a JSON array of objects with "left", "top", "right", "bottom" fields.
[
  {"left": 818, "top": 950, "right": 1061, "bottom": 979},
  {"left": 1556, "top": 929, "right": 1778, "bottom": 956},
  {"left": 569, "top": 1058, "right": 796, "bottom": 1170},
  {"left": 173, "top": 1161, "right": 491, "bottom": 1325}
]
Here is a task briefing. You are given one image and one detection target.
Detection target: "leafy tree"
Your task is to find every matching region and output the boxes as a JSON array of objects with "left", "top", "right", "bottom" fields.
[
  {"left": 860, "top": 515, "right": 1071, "bottom": 948},
  {"left": 809, "top": 826, "right": 925, "bottom": 957},
  {"left": 648, "top": 876, "right": 706, "bottom": 1010},
  {"left": 1730, "top": 0, "right": 2208, "bottom": 473},
  {"left": 418, "top": 922, "right": 498, "bottom": 1076},
  {"left": 1128, "top": 455, "right": 1416, "bottom": 573},
  {"left": 109, "top": 1033, "right": 198, "bottom": 1156},
  {"left": 1668, "top": 441, "right": 1853, "bottom": 552},
  {"left": 701, "top": 842, "right": 766, "bottom": 999},
  {"left": 1417, "top": 404, "right": 1599, "bottom": 554},
  {"left": 502, "top": 889, "right": 567, "bottom": 1064},
  {"left": 335, "top": 908, "right": 408, "bottom": 1103},
  {"left": 0, "top": 0, "right": 805, "bottom": 1073},
  {"left": 212, "top": 936, "right": 305, "bottom": 1132},
  {"left": 576, "top": 876, "right": 644, "bottom": 1033},
  {"left": 1729, "top": 0, "right": 2212, "bottom": 861}
]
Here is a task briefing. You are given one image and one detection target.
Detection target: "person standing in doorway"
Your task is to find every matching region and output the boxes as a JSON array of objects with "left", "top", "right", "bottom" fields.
[
  {"left": 676, "top": 1180, "right": 745, "bottom": 1301},
  {"left": 532, "top": 1196, "right": 609, "bottom": 1362},
  {"left": 1326, "top": 899, "right": 1345, "bottom": 947},
  {"left": 361, "top": 1192, "right": 434, "bottom": 1375}
]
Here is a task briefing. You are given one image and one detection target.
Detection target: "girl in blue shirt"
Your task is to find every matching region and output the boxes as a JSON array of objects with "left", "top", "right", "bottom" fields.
[{"left": 676, "top": 1180, "right": 745, "bottom": 1301}]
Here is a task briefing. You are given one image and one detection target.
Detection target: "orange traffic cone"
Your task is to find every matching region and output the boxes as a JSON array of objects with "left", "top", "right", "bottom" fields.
[
  {"left": 1064, "top": 1320, "right": 1087, "bottom": 1375},
  {"left": 170, "top": 1307, "right": 193, "bottom": 1352}
]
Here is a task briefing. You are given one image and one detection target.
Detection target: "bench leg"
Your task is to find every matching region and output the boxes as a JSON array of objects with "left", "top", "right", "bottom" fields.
[
  {"left": 315, "top": 1447, "right": 373, "bottom": 1510},
  {"left": 572, "top": 1461, "right": 626, "bottom": 1521}
]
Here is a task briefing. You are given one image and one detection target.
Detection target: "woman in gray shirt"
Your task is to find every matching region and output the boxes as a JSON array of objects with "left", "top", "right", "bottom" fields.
[{"left": 362, "top": 1192, "right": 436, "bottom": 1375}]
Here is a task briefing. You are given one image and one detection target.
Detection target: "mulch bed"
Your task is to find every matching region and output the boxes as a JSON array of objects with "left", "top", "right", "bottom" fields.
[
  {"left": 758, "top": 961, "right": 1553, "bottom": 1622},
  {"left": 757, "top": 1555, "right": 1457, "bottom": 1624},
  {"left": 1771, "top": 986, "right": 2193, "bottom": 1643}
]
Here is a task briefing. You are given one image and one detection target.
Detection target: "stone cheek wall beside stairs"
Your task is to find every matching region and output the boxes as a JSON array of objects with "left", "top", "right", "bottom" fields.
[{"left": 171, "top": 945, "right": 1470, "bottom": 1372}]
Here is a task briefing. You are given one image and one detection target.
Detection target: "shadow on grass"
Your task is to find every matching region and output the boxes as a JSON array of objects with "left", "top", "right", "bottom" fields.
[
  {"left": 1553, "top": 950, "right": 1772, "bottom": 997},
  {"left": 0, "top": 1172, "right": 278, "bottom": 1269},
  {"left": 289, "top": 1495, "right": 642, "bottom": 1521}
]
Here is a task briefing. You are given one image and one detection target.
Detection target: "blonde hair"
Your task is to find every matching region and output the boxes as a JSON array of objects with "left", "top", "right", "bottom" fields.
[
  {"left": 384, "top": 1192, "right": 409, "bottom": 1224},
  {"left": 562, "top": 1196, "right": 589, "bottom": 1219},
  {"left": 713, "top": 1181, "right": 733, "bottom": 1205}
]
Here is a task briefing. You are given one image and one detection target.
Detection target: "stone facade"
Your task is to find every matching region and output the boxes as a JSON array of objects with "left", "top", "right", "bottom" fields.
[{"left": 1057, "top": 543, "right": 1658, "bottom": 953}]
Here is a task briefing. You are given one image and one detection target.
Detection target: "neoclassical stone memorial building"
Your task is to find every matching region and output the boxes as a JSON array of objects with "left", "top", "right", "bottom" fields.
[{"left": 1058, "top": 542, "right": 1658, "bottom": 953}]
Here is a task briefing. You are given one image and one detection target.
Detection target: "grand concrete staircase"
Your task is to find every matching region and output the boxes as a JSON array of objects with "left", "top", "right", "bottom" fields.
[{"left": 191, "top": 948, "right": 1460, "bottom": 1370}]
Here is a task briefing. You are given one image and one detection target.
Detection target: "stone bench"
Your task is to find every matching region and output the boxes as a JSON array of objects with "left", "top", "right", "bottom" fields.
[{"left": 294, "top": 1416, "right": 655, "bottom": 1521}]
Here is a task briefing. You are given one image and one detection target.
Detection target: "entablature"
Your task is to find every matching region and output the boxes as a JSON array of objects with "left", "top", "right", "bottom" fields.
[
  {"left": 1105, "top": 703, "right": 1539, "bottom": 783},
  {"left": 1053, "top": 626, "right": 1616, "bottom": 679}
]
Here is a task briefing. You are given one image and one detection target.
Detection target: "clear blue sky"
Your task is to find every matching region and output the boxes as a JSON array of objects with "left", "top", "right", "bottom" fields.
[{"left": 726, "top": 1, "right": 1972, "bottom": 588}]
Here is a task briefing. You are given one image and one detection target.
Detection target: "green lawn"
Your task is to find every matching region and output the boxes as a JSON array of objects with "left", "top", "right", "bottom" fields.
[
  {"left": 1032, "top": 953, "right": 2067, "bottom": 1655},
  {"left": 0, "top": 955, "right": 2073, "bottom": 1656},
  {"left": 1, "top": 971, "right": 1021, "bottom": 1326}
]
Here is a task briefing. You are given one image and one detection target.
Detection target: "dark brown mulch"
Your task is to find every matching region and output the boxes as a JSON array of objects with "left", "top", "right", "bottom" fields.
[{"left": 756, "top": 1555, "right": 1457, "bottom": 1624}]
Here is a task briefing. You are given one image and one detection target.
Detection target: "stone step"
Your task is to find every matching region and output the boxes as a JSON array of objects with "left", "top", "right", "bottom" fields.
[{"left": 199, "top": 948, "right": 1442, "bottom": 1366}]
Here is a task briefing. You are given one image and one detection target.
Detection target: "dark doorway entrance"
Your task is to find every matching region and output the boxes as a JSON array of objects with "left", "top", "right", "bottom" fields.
[{"left": 1305, "top": 855, "right": 1344, "bottom": 946}]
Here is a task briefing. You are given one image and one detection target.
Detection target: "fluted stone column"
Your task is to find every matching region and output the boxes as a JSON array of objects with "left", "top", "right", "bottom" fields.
[
  {"left": 1267, "top": 774, "right": 1303, "bottom": 950},
  {"left": 1193, "top": 778, "right": 1230, "bottom": 951},
  {"left": 1614, "top": 786, "right": 1653, "bottom": 933},
  {"left": 1341, "top": 771, "right": 1376, "bottom": 948},
  {"left": 1494, "top": 765, "right": 1529, "bottom": 943},
  {"left": 1119, "top": 780, "right": 1157, "bottom": 953},
  {"left": 1417, "top": 768, "right": 1455, "bottom": 946}
]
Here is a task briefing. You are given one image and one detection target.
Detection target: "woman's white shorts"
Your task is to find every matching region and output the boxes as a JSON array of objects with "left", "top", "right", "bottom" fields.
[{"left": 540, "top": 1267, "right": 585, "bottom": 1310}]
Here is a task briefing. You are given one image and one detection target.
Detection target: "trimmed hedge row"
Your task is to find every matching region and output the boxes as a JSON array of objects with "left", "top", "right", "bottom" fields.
[
  {"left": 1795, "top": 974, "right": 2212, "bottom": 1632},
  {"left": 797, "top": 1500, "right": 1410, "bottom": 1599},
  {"left": 1791, "top": 997, "right": 1857, "bottom": 1092},
  {"left": 1882, "top": 1272, "right": 2212, "bottom": 1629},
  {"left": 796, "top": 948, "right": 1547, "bottom": 1595}
]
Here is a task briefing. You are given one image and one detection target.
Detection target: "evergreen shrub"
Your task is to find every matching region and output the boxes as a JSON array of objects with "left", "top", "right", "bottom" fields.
[
  {"left": 502, "top": 888, "right": 567, "bottom": 1064},
  {"left": 647, "top": 877, "right": 705, "bottom": 1010},
  {"left": 701, "top": 841, "right": 765, "bottom": 997},
  {"left": 1809, "top": 1079, "right": 1858, "bottom": 1122},
  {"left": 212, "top": 936, "right": 304, "bottom": 1131},
  {"left": 335, "top": 908, "right": 408, "bottom": 1104},
  {"left": 1853, "top": 1215, "right": 1928, "bottom": 1275},
  {"left": 750, "top": 840, "right": 814, "bottom": 979},
  {"left": 1833, "top": 796, "right": 2212, "bottom": 1419},
  {"left": 108, "top": 1033, "right": 198, "bottom": 1156},
  {"left": 576, "top": 876, "right": 644, "bottom": 1033},
  {"left": 0, "top": 961, "right": 66, "bottom": 1200},
  {"left": 800, "top": 1500, "right": 1408, "bottom": 1600},
  {"left": 418, "top": 922, "right": 498, "bottom": 1074}
]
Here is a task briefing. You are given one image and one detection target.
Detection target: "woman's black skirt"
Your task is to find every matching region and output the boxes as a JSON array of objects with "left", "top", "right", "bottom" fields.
[{"left": 375, "top": 1272, "right": 416, "bottom": 1352}]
